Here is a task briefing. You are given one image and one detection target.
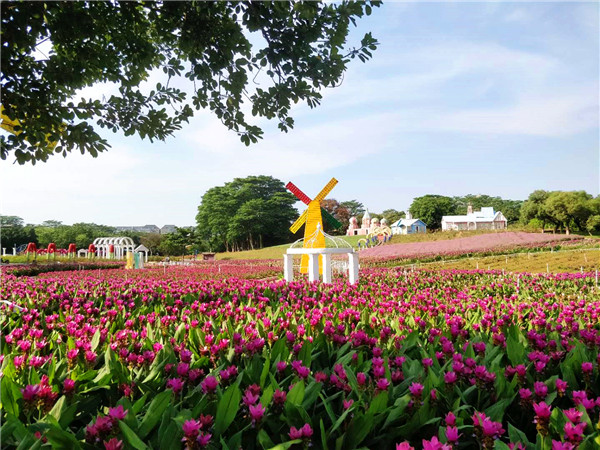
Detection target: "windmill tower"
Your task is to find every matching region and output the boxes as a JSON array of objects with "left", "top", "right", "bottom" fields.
[{"left": 286, "top": 178, "right": 342, "bottom": 273}]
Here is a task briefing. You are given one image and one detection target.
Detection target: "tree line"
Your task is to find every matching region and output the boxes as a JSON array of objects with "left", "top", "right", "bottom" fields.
[
  {"left": 408, "top": 191, "right": 599, "bottom": 233},
  {"left": 0, "top": 216, "right": 193, "bottom": 256}
]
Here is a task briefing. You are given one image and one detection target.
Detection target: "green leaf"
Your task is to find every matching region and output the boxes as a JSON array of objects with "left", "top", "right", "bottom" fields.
[
  {"left": 261, "top": 385, "right": 274, "bottom": 408},
  {"left": 260, "top": 358, "right": 271, "bottom": 388},
  {"left": 287, "top": 381, "right": 305, "bottom": 406},
  {"left": 367, "top": 391, "right": 388, "bottom": 415},
  {"left": 267, "top": 440, "right": 302, "bottom": 450},
  {"left": 47, "top": 395, "right": 67, "bottom": 423},
  {"left": 213, "top": 384, "right": 242, "bottom": 436},
  {"left": 258, "top": 429, "right": 276, "bottom": 449},
  {"left": 90, "top": 329, "right": 101, "bottom": 351},
  {"left": 1, "top": 376, "right": 21, "bottom": 416},
  {"left": 508, "top": 423, "right": 531, "bottom": 447},
  {"left": 302, "top": 382, "right": 322, "bottom": 410},
  {"left": 485, "top": 395, "right": 515, "bottom": 422},
  {"left": 382, "top": 394, "right": 411, "bottom": 429},
  {"left": 344, "top": 413, "right": 374, "bottom": 448},
  {"left": 138, "top": 390, "right": 172, "bottom": 439},
  {"left": 506, "top": 325, "right": 525, "bottom": 366},
  {"left": 119, "top": 421, "right": 149, "bottom": 450},
  {"left": 45, "top": 421, "right": 81, "bottom": 449}
]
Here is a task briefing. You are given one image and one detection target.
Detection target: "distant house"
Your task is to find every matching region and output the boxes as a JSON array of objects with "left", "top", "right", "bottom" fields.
[
  {"left": 115, "top": 225, "right": 160, "bottom": 234},
  {"left": 160, "top": 225, "right": 177, "bottom": 234},
  {"left": 390, "top": 212, "right": 427, "bottom": 235},
  {"left": 442, "top": 205, "right": 507, "bottom": 231}
]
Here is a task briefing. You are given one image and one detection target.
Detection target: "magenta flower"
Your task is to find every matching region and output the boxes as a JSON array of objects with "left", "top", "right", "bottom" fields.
[
  {"left": 445, "top": 412, "right": 456, "bottom": 426},
  {"left": 534, "top": 381, "right": 548, "bottom": 399},
  {"left": 181, "top": 419, "right": 200, "bottom": 440},
  {"left": 563, "top": 422, "right": 586, "bottom": 443},
  {"left": 85, "top": 350, "right": 97, "bottom": 364},
  {"left": 551, "top": 442, "right": 575, "bottom": 450},
  {"left": 276, "top": 361, "right": 287, "bottom": 372},
  {"left": 63, "top": 378, "right": 75, "bottom": 395},
  {"left": 103, "top": 438, "right": 123, "bottom": 450},
  {"left": 556, "top": 378, "right": 568, "bottom": 395},
  {"left": 289, "top": 426, "right": 303, "bottom": 440},
  {"left": 249, "top": 403, "right": 265, "bottom": 425},
  {"left": 376, "top": 378, "right": 390, "bottom": 391},
  {"left": 273, "top": 389, "right": 286, "bottom": 406},
  {"left": 343, "top": 399, "right": 354, "bottom": 410},
  {"left": 196, "top": 432, "right": 212, "bottom": 448},
  {"left": 581, "top": 362, "right": 593, "bottom": 373},
  {"left": 108, "top": 405, "right": 128, "bottom": 423},
  {"left": 167, "top": 377, "right": 184, "bottom": 394},
  {"left": 446, "top": 425, "right": 460, "bottom": 443},
  {"left": 21, "top": 384, "right": 40, "bottom": 403},
  {"left": 409, "top": 382, "right": 424, "bottom": 398},
  {"left": 563, "top": 408, "right": 583, "bottom": 424},
  {"left": 300, "top": 423, "right": 313, "bottom": 438},
  {"left": 422, "top": 436, "right": 452, "bottom": 450},
  {"left": 444, "top": 371, "right": 457, "bottom": 384},
  {"left": 396, "top": 443, "right": 415, "bottom": 450},
  {"left": 357, "top": 372, "right": 367, "bottom": 386},
  {"left": 177, "top": 362, "right": 189, "bottom": 377},
  {"left": 243, "top": 391, "right": 259, "bottom": 406},
  {"left": 201, "top": 376, "right": 218, "bottom": 394},
  {"left": 533, "top": 402, "right": 551, "bottom": 419}
]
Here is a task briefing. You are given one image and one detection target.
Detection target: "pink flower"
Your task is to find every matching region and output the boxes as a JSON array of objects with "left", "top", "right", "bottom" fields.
[
  {"left": 201, "top": 376, "right": 218, "bottom": 394},
  {"left": 300, "top": 423, "right": 313, "bottom": 438},
  {"left": 556, "top": 379, "right": 568, "bottom": 394},
  {"left": 167, "top": 377, "right": 184, "bottom": 394},
  {"left": 409, "top": 382, "right": 424, "bottom": 397},
  {"left": 249, "top": 403, "right": 265, "bottom": 424},
  {"left": 563, "top": 408, "right": 583, "bottom": 424},
  {"left": 551, "top": 441, "right": 575, "bottom": 450},
  {"left": 63, "top": 378, "right": 75, "bottom": 395},
  {"left": 533, "top": 402, "right": 551, "bottom": 419},
  {"left": 104, "top": 438, "right": 123, "bottom": 450},
  {"left": 581, "top": 362, "right": 593, "bottom": 373},
  {"left": 396, "top": 443, "right": 415, "bottom": 450},
  {"left": 21, "top": 384, "right": 40, "bottom": 403},
  {"left": 273, "top": 389, "right": 286, "bottom": 406},
  {"left": 444, "top": 371, "right": 457, "bottom": 384},
  {"left": 181, "top": 419, "right": 200, "bottom": 440},
  {"left": 445, "top": 412, "right": 456, "bottom": 426},
  {"left": 196, "top": 432, "right": 211, "bottom": 447},
  {"left": 243, "top": 391, "right": 259, "bottom": 406},
  {"left": 108, "top": 405, "right": 128, "bottom": 423},
  {"left": 563, "top": 422, "right": 586, "bottom": 443},
  {"left": 376, "top": 378, "right": 390, "bottom": 391},
  {"left": 276, "top": 361, "right": 287, "bottom": 372},
  {"left": 343, "top": 399, "right": 354, "bottom": 410},
  {"left": 177, "top": 362, "right": 189, "bottom": 377},
  {"left": 422, "top": 436, "right": 452, "bottom": 450},
  {"left": 357, "top": 372, "right": 367, "bottom": 386},
  {"left": 85, "top": 350, "right": 97, "bottom": 364},
  {"left": 446, "top": 426, "right": 460, "bottom": 443},
  {"left": 534, "top": 381, "right": 548, "bottom": 399}
]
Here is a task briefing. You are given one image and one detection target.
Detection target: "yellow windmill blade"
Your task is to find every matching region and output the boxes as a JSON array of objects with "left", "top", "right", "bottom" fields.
[
  {"left": 1, "top": 105, "right": 22, "bottom": 135},
  {"left": 1, "top": 104, "right": 63, "bottom": 150},
  {"left": 313, "top": 177, "right": 338, "bottom": 202},
  {"left": 290, "top": 209, "right": 308, "bottom": 234}
]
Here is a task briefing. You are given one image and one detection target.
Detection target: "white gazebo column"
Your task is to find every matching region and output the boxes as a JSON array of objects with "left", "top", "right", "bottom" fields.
[
  {"left": 13, "top": 247, "right": 17, "bottom": 255},
  {"left": 2, "top": 248, "right": 5, "bottom": 256},
  {"left": 348, "top": 253, "right": 359, "bottom": 284},
  {"left": 308, "top": 253, "right": 320, "bottom": 282},
  {"left": 283, "top": 254, "right": 294, "bottom": 282},
  {"left": 322, "top": 253, "right": 332, "bottom": 283}
]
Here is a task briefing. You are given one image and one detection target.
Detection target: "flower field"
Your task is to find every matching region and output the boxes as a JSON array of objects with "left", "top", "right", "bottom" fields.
[{"left": 1, "top": 266, "right": 599, "bottom": 449}]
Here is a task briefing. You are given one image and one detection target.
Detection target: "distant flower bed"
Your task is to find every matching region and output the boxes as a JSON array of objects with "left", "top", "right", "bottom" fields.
[
  {"left": 360, "top": 232, "right": 590, "bottom": 267},
  {"left": 1, "top": 268, "right": 599, "bottom": 448},
  {"left": 4, "top": 261, "right": 126, "bottom": 277}
]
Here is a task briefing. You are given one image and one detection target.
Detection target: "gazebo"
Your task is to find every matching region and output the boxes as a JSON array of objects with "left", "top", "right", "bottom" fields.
[
  {"left": 92, "top": 237, "right": 136, "bottom": 259},
  {"left": 283, "top": 224, "right": 359, "bottom": 284}
]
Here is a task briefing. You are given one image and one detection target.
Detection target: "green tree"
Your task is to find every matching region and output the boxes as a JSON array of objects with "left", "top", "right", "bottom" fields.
[
  {"left": 2, "top": 1, "right": 380, "bottom": 164},
  {"left": 159, "top": 227, "right": 199, "bottom": 256},
  {"left": 381, "top": 209, "right": 405, "bottom": 224},
  {"left": 339, "top": 200, "right": 365, "bottom": 218},
  {"left": 0, "top": 215, "right": 36, "bottom": 249},
  {"left": 140, "top": 233, "right": 164, "bottom": 255},
  {"left": 196, "top": 175, "right": 297, "bottom": 252},
  {"left": 520, "top": 190, "right": 555, "bottom": 230},
  {"left": 544, "top": 191, "right": 592, "bottom": 234},
  {"left": 320, "top": 199, "right": 350, "bottom": 235},
  {"left": 454, "top": 195, "right": 523, "bottom": 224},
  {"left": 409, "top": 195, "right": 457, "bottom": 230}
]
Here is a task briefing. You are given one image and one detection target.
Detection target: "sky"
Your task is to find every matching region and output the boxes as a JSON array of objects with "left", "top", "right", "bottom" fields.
[{"left": 1, "top": 1, "right": 599, "bottom": 227}]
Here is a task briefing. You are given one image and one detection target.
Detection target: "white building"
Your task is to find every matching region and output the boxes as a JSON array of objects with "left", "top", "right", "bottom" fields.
[{"left": 442, "top": 205, "right": 507, "bottom": 231}]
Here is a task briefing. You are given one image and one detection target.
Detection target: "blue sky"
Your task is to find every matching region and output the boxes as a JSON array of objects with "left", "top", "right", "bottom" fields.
[{"left": 1, "top": 2, "right": 598, "bottom": 227}]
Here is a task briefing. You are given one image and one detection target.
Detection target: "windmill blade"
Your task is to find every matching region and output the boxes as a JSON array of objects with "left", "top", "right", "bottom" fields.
[
  {"left": 321, "top": 208, "right": 342, "bottom": 229},
  {"left": 313, "top": 177, "right": 338, "bottom": 202},
  {"left": 286, "top": 181, "right": 312, "bottom": 205},
  {"left": 290, "top": 209, "right": 309, "bottom": 234}
]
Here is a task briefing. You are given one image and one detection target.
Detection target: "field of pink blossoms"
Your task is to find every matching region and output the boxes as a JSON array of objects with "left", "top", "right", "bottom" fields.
[
  {"left": 360, "top": 232, "right": 581, "bottom": 262},
  {"left": 1, "top": 264, "right": 599, "bottom": 450}
]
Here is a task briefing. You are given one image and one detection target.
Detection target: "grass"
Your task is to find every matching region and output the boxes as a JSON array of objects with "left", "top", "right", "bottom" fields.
[{"left": 413, "top": 247, "right": 600, "bottom": 273}]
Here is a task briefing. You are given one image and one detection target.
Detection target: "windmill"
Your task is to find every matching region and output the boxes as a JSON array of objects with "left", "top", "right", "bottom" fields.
[{"left": 286, "top": 178, "right": 342, "bottom": 273}]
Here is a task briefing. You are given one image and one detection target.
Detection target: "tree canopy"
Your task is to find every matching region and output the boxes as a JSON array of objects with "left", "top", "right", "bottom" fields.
[
  {"left": 520, "top": 190, "right": 599, "bottom": 234},
  {"left": 453, "top": 194, "right": 522, "bottom": 224},
  {"left": 196, "top": 175, "right": 297, "bottom": 252},
  {"left": 1, "top": 1, "right": 380, "bottom": 164},
  {"left": 409, "top": 195, "right": 457, "bottom": 230}
]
